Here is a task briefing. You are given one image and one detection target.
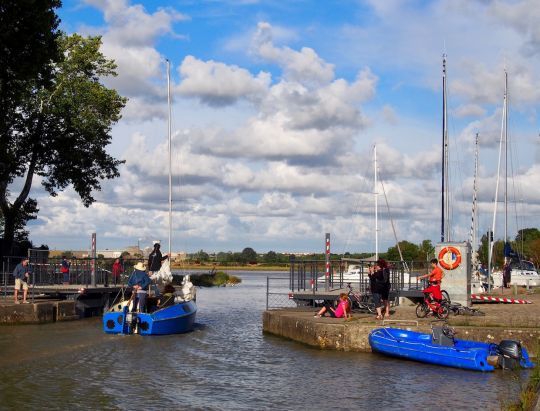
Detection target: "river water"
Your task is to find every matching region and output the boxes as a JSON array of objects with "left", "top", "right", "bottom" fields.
[{"left": 0, "top": 271, "right": 528, "bottom": 410}]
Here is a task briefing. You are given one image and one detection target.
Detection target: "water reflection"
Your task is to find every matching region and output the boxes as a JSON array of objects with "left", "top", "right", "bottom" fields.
[{"left": 0, "top": 271, "right": 525, "bottom": 410}]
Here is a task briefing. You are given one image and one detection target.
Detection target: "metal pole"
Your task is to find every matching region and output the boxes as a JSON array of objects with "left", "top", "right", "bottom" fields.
[
  {"left": 325, "top": 233, "right": 330, "bottom": 291},
  {"left": 374, "top": 145, "right": 378, "bottom": 260},
  {"left": 167, "top": 59, "right": 173, "bottom": 257},
  {"left": 266, "top": 276, "right": 269, "bottom": 310},
  {"left": 441, "top": 54, "right": 447, "bottom": 242}
]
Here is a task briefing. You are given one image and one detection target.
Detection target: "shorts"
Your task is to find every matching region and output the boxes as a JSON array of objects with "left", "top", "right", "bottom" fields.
[
  {"left": 371, "top": 292, "right": 382, "bottom": 308},
  {"left": 15, "top": 278, "right": 28, "bottom": 291}
]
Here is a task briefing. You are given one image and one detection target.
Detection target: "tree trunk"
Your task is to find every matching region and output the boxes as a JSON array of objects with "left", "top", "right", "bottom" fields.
[{"left": 1, "top": 210, "right": 15, "bottom": 257}]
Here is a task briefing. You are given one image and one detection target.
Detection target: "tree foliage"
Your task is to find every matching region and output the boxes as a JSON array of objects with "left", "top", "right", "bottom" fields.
[{"left": 0, "top": 1, "right": 127, "bottom": 254}]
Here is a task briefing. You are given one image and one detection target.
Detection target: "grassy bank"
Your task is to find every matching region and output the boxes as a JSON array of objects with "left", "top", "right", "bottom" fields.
[
  {"left": 504, "top": 345, "right": 540, "bottom": 411},
  {"left": 186, "top": 271, "right": 242, "bottom": 287},
  {"left": 171, "top": 263, "right": 289, "bottom": 271}
]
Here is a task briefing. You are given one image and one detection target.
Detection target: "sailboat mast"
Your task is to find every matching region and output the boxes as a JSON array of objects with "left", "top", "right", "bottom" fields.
[
  {"left": 441, "top": 54, "right": 449, "bottom": 242},
  {"left": 167, "top": 60, "right": 173, "bottom": 256},
  {"left": 488, "top": 72, "right": 507, "bottom": 292},
  {"left": 470, "top": 133, "right": 479, "bottom": 251},
  {"left": 374, "top": 145, "right": 378, "bottom": 260},
  {"left": 504, "top": 70, "right": 508, "bottom": 244}
]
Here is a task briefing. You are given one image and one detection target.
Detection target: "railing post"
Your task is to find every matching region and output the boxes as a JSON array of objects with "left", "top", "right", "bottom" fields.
[{"left": 266, "top": 276, "right": 269, "bottom": 310}]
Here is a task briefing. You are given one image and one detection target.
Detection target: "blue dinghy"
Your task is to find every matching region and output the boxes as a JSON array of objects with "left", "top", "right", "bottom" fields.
[
  {"left": 103, "top": 300, "right": 197, "bottom": 335},
  {"left": 369, "top": 325, "right": 533, "bottom": 372}
]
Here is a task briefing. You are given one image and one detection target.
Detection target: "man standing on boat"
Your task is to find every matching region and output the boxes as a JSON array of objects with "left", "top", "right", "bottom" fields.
[
  {"left": 148, "top": 242, "right": 169, "bottom": 276},
  {"left": 128, "top": 262, "right": 151, "bottom": 312}
]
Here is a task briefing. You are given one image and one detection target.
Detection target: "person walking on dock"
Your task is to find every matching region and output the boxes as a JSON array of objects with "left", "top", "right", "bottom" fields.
[
  {"left": 13, "top": 258, "right": 31, "bottom": 304},
  {"left": 128, "top": 262, "right": 151, "bottom": 313}
]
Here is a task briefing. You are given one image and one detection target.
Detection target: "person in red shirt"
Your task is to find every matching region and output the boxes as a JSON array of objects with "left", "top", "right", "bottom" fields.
[{"left": 419, "top": 258, "right": 444, "bottom": 301}]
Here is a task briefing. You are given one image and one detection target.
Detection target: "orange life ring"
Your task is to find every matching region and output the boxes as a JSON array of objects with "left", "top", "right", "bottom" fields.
[{"left": 438, "top": 246, "right": 462, "bottom": 270}]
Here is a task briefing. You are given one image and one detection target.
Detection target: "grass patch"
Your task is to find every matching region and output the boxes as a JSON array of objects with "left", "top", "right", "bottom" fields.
[
  {"left": 190, "top": 271, "right": 242, "bottom": 287},
  {"left": 504, "top": 345, "right": 540, "bottom": 411}
]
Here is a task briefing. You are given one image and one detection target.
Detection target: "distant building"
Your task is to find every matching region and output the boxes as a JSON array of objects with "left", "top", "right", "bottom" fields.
[
  {"left": 124, "top": 246, "right": 143, "bottom": 256},
  {"left": 97, "top": 250, "right": 122, "bottom": 258}
]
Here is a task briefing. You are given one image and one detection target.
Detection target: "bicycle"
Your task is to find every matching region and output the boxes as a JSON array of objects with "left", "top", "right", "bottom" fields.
[
  {"left": 416, "top": 290, "right": 450, "bottom": 319},
  {"left": 447, "top": 302, "right": 485, "bottom": 316},
  {"left": 346, "top": 282, "right": 376, "bottom": 314}
]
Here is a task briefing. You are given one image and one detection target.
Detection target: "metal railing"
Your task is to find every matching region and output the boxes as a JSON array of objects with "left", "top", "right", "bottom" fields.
[
  {"left": 288, "top": 258, "right": 427, "bottom": 293},
  {"left": 2, "top": 255, "right": 145, "bottom": 301},
  {"left": 266, "top": 276, "right": 298, "bottom": 310}
]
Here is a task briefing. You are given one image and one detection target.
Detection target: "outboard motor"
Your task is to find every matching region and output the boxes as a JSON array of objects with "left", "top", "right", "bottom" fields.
[
  {"left": 497, "top": 340, "right": 523, "bottom": 370},
  {"left": 431, "top": 323, "right": 455, "bottom": 347}
]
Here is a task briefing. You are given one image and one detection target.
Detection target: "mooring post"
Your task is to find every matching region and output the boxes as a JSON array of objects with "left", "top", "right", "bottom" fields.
[
  {"left": 325, "top": 233, "right": 330, "bottom": 292},
  {"left": 91, "top": 233, "right": 97, "bottom": 287}
]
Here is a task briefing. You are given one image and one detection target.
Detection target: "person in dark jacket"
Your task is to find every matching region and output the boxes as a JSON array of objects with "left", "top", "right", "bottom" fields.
[
  {"left": 369, "top": 260, "right": 390, "bottom": 320},
  {"left": 503, "top": 260, "right": 512, "bottom": 288},
  {"left": 147, "top": 243, "right": 169, "bottom": 275},
  {"left": 128, "top": 262, "right": 151, "bottom": 312}
]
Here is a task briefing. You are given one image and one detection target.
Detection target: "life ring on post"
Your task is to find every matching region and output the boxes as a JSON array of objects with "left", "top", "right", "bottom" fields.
[{"left": 438, "top": 246, "right": 462, "bottom": 270}]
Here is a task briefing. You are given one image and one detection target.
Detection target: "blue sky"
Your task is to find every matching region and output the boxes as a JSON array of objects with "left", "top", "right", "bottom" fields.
[{"left": 24, "top": 0, "right": 540, "bottom": 254}]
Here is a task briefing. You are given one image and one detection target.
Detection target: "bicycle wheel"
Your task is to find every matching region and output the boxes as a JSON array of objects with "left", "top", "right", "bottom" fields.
[
  {"left": 416, "top": 302, "right": 429, "bottom": 318},
  {"left": 436, "top": 305, "right": 449, "bottom": 319},
  {"left": 362, "top": 295, "right": 376, "bottom": 314},
  {"left": 441, "top": 290, "right": 450, "bottom": 303}
]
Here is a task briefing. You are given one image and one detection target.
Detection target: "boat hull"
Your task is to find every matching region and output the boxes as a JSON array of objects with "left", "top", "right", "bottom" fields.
[
  {"left": 103, "top": 300, "right": 197, "bottom": 335},
  {"left": 369, "top": 328, "right": 496, "bottom": 371}
]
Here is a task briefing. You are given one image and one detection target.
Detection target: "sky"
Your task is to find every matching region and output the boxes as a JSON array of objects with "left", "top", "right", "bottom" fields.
[{"left": 22, "top": 0, "right": 540, "bottom": 254}]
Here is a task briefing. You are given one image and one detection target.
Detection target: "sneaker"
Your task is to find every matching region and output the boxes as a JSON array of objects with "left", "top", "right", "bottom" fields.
[
  {"left": 14, "top": 301, "right": 20, "bottom": 304},
  {"left": 23, "top": 301, "right": 30, "bottom": 304},
  {"left": 314, "top": 314, "right": 321, "bottom": 318}
]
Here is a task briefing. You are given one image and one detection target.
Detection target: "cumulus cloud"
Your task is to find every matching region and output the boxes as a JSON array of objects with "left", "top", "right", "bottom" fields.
[
  {"left": 252, "top": 21, "right": 335, "bottom": 86},
  {"left": 82, "top": 0, "right": 188, "bottom": 121},
  {"left": 176, "top": 56, "right": 271, "bottom": 106}
]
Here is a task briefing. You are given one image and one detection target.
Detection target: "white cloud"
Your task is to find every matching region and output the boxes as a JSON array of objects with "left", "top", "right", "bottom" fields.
[
  {"left": 252, "top": 21, "right": 335, "bottom": 86},
  {"left": 176, "top": 55, "right": 271, "bottom": 106}
]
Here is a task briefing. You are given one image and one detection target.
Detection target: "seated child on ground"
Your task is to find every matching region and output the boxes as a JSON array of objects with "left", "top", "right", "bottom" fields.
[{"left": 314, "top": 293, "right": 350, "bottom": 319}]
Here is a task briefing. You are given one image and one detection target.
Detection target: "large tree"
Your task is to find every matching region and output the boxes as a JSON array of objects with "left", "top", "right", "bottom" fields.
[{"left": 0, "top": 1, "right": 126, "bottom": 254}]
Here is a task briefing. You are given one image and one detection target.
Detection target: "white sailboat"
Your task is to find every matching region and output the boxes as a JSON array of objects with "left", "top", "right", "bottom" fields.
[
  {"left": 488, "top": 71, "right": 540, "bottom": 288},
  {"left": 103, "top": 60, "right": 197, "bottom": 334}
]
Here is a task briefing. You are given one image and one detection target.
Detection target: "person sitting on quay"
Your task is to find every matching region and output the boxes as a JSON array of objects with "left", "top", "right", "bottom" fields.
[
  {"left": 128, "top": 262, "right": 151, "bottom": 313},
  {"left": 314, "top": 293, "right": 350, "bottom": 319},
  {"left": 13, "top": 258, "right": 32, "bottom": 304},
  {"left": 418, "top": 258, "right": 444, "bottom": 302}
]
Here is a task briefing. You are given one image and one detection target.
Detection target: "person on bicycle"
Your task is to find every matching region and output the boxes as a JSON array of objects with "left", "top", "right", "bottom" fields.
[{"left": 419, "top": 258, "right": 444, "bottom": 302}]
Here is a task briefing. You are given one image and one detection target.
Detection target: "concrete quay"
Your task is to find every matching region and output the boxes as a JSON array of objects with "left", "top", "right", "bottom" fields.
[
  {"left": 263, "top": 292, "right": 540, "bottom": 354},
  {"left": 0, "top": 299, "right": 78, "bottom": 324}
]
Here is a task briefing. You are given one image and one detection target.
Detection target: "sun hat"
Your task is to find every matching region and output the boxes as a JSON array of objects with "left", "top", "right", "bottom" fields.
[{"left": 134, "top": 262, "right": 146, "bottom": 271}]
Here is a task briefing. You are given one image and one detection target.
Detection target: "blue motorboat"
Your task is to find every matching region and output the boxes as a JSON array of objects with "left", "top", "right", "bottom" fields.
[
  {"left": 103, "top": 299, "right": 197, "bottom": 335},
  {"left": 369, "top": 324, "right": 534, "bottom": 372}
]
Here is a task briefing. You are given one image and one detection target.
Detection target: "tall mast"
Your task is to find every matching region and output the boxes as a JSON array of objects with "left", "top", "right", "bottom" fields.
[
  {"left": 504, "top": 70, "right": 508, "bottom": 244},
  {"left": 488, "top": 72, "right": 507, "bottom": 291},
  {"left": 441, "top": 54, "right": 449, "bottom": 242},
  {"left": 167, "top": 59, "right": 172, "bottom": 256},
  {"left": 470, "top": 133, "right": 479, "bottom": 251},
  {"left": 374, "top": 145, "right": 379, "bottom": 260}
]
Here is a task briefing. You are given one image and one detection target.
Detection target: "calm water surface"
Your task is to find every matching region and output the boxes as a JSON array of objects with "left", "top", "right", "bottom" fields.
[{"left": 0, "top": 272, "right": 528, "bottom": 410}]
